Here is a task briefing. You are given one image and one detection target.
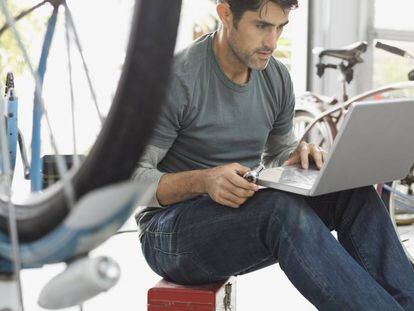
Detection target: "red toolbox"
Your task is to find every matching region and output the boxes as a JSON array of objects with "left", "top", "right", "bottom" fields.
[{"left": 148, "top": 277, "right": 236, "bottom": 311}]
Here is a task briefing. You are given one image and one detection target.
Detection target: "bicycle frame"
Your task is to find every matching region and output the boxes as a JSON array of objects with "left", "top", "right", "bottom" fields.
[
  {"left": 1, "top": 73, "right": 18, "bottom": 176},
  {"left": 0, "top": 1, "right": 60, "bottom": 190},
  {"left": 30, "top": 5, "right": 59, "bottom": 191},
  {"left": 298, "top": 81, "right": 414, "bottom": 143},
  {"left": 6, "top": 88, "right": 17, "bottom": 174}
]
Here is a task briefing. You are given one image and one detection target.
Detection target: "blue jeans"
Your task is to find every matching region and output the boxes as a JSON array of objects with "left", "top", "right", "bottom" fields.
[{"left": 140, "top": 186, "right": 414, "bottom": 310}]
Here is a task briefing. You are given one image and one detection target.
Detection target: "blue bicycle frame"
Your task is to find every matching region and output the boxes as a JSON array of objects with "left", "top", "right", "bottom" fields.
[
  {"left": 0, "top": 87, "right": 18, "bottom": 176},
  {"left": 30, "top": 5, "right": 59, "bottom": 191}
]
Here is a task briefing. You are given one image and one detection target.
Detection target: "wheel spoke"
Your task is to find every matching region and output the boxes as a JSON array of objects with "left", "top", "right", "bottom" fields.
[
  {"left": 64, "top": 7, "right": 80, "bottom": 167},
  {"left": 64, "top": 3, "right": 104, "bottom": 125},
  {"left": 0, "top": 0, "right": 48, "bottom": 37},
  {"left": 0, "top": 1, "right": 76, "bottom": 205},
  {"left": 0, "top": 0, "right": 182, "bottom": 253}
]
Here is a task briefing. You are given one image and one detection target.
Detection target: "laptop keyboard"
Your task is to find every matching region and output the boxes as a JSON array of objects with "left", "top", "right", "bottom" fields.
[{"left": 279, "top": 166, "right": 319, "bottom": 187}]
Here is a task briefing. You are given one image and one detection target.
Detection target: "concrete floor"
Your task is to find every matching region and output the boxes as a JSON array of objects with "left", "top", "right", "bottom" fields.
[
  {"left": 397, "top": 223, "right": 414, "bottom": 263},
  {"left": 19, "top": 217, "right": 414, "bottom": 310},
  {"left": 21, "top": 216, "right": 316, "bottom": 311}
]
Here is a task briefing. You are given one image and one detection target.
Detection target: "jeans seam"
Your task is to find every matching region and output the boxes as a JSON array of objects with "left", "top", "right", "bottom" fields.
[
  {"left": 154, "top": 246, "right": 188, "bottom": 256},
  {"left": 236, "top": 255, "right": 273, "bottom": 275},
  {"left": 274, "top": 212, "right": 338, "bottom": 305},
  {"left": 337, "top": 201, "right": 374, "bottom": 274},
  {"left": 348, "top": 231, "right": 374, "bottom": 274},
  {"left": 338, "top": 212, "right": 354, "bottom": 234},
  {"left": 145, "top": 230, "right": 176, "bottom": 235},
  {"left": 154, "top": 247, "right": 213, "bottom": 283}
]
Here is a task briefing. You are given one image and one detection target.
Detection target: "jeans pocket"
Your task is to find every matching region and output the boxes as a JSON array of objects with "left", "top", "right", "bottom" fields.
[{"left": 154, "top": 248, "right": 212, "bottom": 285}]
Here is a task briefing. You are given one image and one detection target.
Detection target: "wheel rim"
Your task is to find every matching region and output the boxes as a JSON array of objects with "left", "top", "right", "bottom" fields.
[
  {"left": 0, "top": 0, "right": 182, "bottom": 242},
  {"left": 294, "top": 110, "right": 334, "bottom": 151},
  {"left": 389, "top": 180, "right": 414, "bottom": 263}
]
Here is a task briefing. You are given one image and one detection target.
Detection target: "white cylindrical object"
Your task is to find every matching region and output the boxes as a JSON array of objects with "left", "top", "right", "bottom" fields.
[
  {"left": 38, "top": 256, "right": 120, "bottom": 309},
  {"left": 0, "top": 274, "right": 19, "bottom": 311}
]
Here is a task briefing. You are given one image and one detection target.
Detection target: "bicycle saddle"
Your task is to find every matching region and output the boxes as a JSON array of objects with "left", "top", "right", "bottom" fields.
[
  {"left": 409, "top": 69, "right": 414, "bottom": 81},
  {"left": 315, "top": 41, "right": 368, "bottom": 63}
]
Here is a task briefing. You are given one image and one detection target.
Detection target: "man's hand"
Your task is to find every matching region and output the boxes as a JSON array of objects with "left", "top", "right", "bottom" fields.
[
  {"left": 282, "top": 142, "right": 327, "bottom": 169},
  {"left": 203, "top": 163, "right": 259, "bottom": 208}
]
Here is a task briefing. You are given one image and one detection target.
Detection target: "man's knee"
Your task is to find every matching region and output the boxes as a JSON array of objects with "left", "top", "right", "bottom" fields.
[
  {"left": 351, "top": 185, "right": 377, "bottom": 197},
  {"left": 340, "top": 186, "right": 383, "bottom": 212},
  {"left": 251, "top": 190, "right": 316, "bottom": 234},
  {"left": 250, "top": 190, "right": 329, "bottom": 257}
]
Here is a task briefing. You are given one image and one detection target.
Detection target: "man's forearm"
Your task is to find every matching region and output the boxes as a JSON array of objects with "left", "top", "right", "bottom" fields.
[
  {"left": 262, "top": 129, "right": 298, "bottom": 167},
  {"left": 156, "top": 169, "right": 208, "bottom": 206}
]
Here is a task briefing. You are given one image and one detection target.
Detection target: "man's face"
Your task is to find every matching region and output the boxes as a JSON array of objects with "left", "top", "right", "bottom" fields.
[{"left": 227, "top": 2, "right": 290, "bottom": 70}]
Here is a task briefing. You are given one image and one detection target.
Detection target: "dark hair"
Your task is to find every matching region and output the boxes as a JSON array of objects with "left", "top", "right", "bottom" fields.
[{"left": 217, "top": 0, "right": 298, "bottom": 27}]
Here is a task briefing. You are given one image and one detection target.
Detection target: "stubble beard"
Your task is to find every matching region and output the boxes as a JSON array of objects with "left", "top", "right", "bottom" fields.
[{"left": 228, "top": 29, "right": 270, "bottom": 71}]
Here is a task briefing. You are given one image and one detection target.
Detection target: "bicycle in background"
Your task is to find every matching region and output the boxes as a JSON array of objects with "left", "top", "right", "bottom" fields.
[
  {"left": 293, "top": 40, "right": 414, "bottom": 262},
  {"left": 293, "top": 41, "right": 368, "bottom": 151},
  {"left": 374, "top": 41, "right": 414, "bottom": 262}
]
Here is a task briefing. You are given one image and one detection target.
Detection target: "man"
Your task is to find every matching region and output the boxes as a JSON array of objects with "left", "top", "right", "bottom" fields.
[{"left": 134, "top": 0, "right": 414, "bottom": 309}]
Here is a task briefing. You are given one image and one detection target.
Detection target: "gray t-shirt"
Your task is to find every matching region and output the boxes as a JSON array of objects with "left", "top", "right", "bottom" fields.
[{"left": 133, "top": 32, "right": 298, "bottom": 235}]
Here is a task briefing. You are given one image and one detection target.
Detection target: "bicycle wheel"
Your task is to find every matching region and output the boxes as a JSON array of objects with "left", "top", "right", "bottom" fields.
[
  {"left": 0, "top": 0, "right": 182, "bottom": 260},
  {"left": 294, "top": 110, "right": 334, "bottom": 151},
  {"left": 387, "top": 165, "right": 414, "bottom": 263}
]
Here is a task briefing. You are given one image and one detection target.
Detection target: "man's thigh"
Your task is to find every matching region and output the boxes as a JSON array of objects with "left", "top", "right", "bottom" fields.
[
  {"left": 141, "top": 189, "right": 316, "bottom": 284},
  {"left": 304, "top": 186, "right": 381, "bottom": 231}
]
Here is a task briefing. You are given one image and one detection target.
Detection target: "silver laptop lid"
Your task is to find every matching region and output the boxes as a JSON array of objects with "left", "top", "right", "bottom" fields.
[{"left": 311, "top": 98, "right": 414, "bottom": 196}]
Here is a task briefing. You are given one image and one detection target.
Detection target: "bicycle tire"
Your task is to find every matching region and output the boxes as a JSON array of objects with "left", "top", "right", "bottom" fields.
[
  {"left": 0, "top": 0, "right": 182, "bottom": 242},
  {"left": 388, "top": 179, "right": 414, "bottom": 264},
  {"left": 294, "top": 110, "right": 334, "bottom": 150},
  {"left": 389, "top": 181, "right": 414, "bottom": 225}
]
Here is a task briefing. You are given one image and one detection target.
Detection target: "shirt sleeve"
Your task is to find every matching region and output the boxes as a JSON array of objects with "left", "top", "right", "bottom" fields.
[
  {"left": 262, "top": 62, "right": 298, "bottom": 167},
  {"left": 132, "top": 72, "right": 190, "bottom": 207},
  {"left": 132, "top": 144, "right": 168, "bottom": 207},
  {"left": 149, "top": 74, "right": 190, "bottom": 150},
  {"left": 262, "top": 128, "right": 298, "bottom": 167},
  {"left": 269, "top": 62, "right": 296, "bottom": 136}
]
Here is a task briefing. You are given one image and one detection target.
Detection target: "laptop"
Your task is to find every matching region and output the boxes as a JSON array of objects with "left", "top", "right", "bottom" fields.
[{"left": 257, "top": 98, "right": 414, "bottom": 196}]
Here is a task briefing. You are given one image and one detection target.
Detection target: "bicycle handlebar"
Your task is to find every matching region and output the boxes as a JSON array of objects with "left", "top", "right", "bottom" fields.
[{"left": 375, "top": 41, "right": 414, "bottom": 60}]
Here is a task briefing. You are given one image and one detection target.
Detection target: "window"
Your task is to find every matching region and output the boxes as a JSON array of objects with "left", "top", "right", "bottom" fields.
[
  {"left": 371, "top": 0, "right": 414, "bottom": 98},
  {"left": 176, "top": 0, "right": 309, "bottom": 94},
  {"left": 374, "top": 0, "right": 414, "bottom": 31},
  {"left": 373, "top": 40, "right": 414, "bottom": 87},
  {"left": 176, "top": 0, "right": 217, "bottom": 51}
]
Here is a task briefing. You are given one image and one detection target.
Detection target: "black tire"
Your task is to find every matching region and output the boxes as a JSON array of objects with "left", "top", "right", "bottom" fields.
[{"left": 0, "top": 0, "right": 182, "bottom": 242}]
